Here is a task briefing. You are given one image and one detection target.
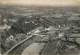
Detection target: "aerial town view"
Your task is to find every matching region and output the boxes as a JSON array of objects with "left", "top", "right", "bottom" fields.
[{"left": 0, "top": 0, "right": 80, "bottom": 55}]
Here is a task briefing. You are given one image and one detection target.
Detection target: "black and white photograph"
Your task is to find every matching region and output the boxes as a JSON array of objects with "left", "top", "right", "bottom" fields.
[{"left": 0, "top": 0, "right": 80, "bottom": 55}]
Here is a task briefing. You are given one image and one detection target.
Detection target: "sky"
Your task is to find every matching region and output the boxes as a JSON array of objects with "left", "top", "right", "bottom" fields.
[{"left": 0, "top": 0, "right": 80, "bottom": 6}]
